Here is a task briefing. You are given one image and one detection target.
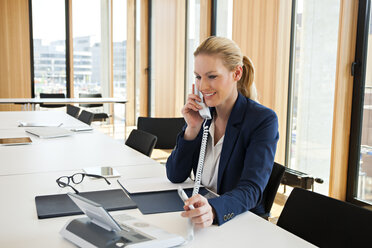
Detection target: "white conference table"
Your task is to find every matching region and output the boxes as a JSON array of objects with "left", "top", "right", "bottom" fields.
[
  {"left": 0, "top": 167, "right": 316, "bottom": 248},
  {"left": 0, "top": 98, "right": 128, "bottom": 137},
  {"left": 0, "top": 110, "right": 87, "bottom": 129},
  {"left": 0, "top": 97, "right": 127, "bottom": 111},
  {"left": 0, "top": 111, "right": 157, "bottom": 176},
  {"left": 0, "top": 111, "right": 316, "bottom": 247}
]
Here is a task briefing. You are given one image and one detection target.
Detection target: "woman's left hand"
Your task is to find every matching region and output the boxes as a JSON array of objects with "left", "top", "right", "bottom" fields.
[{"left": 181, "top": 194, "right": 215, "bottom": 228}]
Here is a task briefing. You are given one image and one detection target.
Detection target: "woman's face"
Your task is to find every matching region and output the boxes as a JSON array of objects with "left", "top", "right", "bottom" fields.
[{"left": 194, "top": 54, "right": 241, "bottom": 108}]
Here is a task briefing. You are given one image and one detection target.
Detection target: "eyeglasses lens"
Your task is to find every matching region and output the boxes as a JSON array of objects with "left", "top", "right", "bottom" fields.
[
  {"left": 57, "top": 176, "right": 69, "bottom": 187},
  {"left": 72, "top": 173, "right": 84, "bottom": 184}
]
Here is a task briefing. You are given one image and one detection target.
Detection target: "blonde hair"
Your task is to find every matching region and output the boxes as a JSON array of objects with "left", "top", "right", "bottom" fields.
[{"left": 194, "top": 36, "right": 257, "bottom": 101}]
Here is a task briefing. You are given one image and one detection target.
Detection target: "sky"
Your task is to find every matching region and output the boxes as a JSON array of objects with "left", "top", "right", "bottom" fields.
[{"left": 32, "top": 0, "right": 127, "bottom": 45}]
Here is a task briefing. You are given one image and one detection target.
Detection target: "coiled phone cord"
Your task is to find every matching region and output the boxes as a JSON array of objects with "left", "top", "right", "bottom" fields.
[
  {"left": 192, "top": 119, "right": 209, "bottom": 196},
  {"left": 183, "top": 119, "right": 209, "bottom": 243}
]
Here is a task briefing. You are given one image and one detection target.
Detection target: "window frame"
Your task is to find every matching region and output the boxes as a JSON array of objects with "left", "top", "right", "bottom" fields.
[
  {"left": 346, "top": 0, "right": 372, "bottom": 207},
  {"left": 284, "top": 0, "right": 297, "bottom": 168},
  {"left": 28, "top": 0, "right": 72, "bottom": 98}
]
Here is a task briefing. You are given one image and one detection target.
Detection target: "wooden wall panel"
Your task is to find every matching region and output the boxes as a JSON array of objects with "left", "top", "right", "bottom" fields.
[
  {"left": 0, "top": 0, "right": 31, "bottom": 111},
  {"left": 126, "top": 0, "right": 136, "bottom": 125},
  {"left": 232, "top": 0, "right": 292, "bottom": 164},
  {"left": 139, "top": 0, "right": 149, "bottom": 116},
  {"left": 152, "top": 0, "right": 185, "bottom": 117},
  {"left": 329, "top": 0, "right": 358, "bottom": 200}
]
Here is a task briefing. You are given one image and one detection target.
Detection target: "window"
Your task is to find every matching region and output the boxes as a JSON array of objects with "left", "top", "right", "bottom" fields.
[
  {"left": 347, "top": 0, "right": 372, "bottom": 206},
  {"left": 31, "top": 0, "right": 66, "bottom": 97},
  {"left": 113, "top": 0, "right": 127, "bottom": 124},
  {"left": 286, "top": 0, "right": 340, "bottom": 195},
  {"left": 30, "top": 0, "right": 130, "bottom": 126},
  {"left": 357, "top": 7, "right": 372, "bottom": 204},
  {"left": 72, "top": 0, "right": 102, "bottom": 96},
  {"left": 215, "top": 0, "right": 233, "bottom": 39},
  {"left": 113, "top": 0, "right": 127, "bottom": 100},
  {"left": 185, "top": 0, "right": 201, "bottom": 96}
]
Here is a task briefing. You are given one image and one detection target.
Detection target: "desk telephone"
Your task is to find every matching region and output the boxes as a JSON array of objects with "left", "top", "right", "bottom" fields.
[{"left": 178, "top": 85, "right": 211, "bottom": 241}]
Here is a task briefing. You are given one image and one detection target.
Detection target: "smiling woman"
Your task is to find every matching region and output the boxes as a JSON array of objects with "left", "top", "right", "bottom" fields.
[
  {"left": 194, "top": 37, "right": 257, "bottom": 103},
  {"left": 166, "top": 36, "right": 279, "bottom": 227}
]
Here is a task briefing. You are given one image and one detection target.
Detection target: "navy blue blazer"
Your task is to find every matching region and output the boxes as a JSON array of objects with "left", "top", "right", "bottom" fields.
[{"left": 166, "top": 92, "right": 279, "bottom": 225}]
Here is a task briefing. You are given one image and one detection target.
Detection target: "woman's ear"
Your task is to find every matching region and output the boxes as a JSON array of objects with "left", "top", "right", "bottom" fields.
[{"left": 233, "top": 66, "right": 243, "bottom": 81}]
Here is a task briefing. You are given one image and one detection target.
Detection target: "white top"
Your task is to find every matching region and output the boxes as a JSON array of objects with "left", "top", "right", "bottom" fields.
[
  {"left": 0, "top": 111, "right": 157, "bottom": 176},
  {"left": 201, "top": 119, "right": 224, "bottom": 193}
]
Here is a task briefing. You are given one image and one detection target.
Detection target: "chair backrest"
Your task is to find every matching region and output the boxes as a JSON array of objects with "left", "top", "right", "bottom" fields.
[
  {"left": 277, "top": 187, "right": 372, "bottom": 247},
  {"left": 79, "top": 93, "right": 103, "bottom": 108},
  {"left": 260, "top": 162, "right": 285, "bottom": 219},
  {"left": 66, "top": 105, "right": 80, "bottom": 118},
  {"left": 39, "top": 93, "right": 66, "bottom": 108},
  {"left": 137, "top": 117, "right": 185, "bottom": 149},
  {"left": 125, "top": 129, "right": 157, "bottom": 157},
  {"left": 78, "top": 110, "right": 94, "bottom": 125}
]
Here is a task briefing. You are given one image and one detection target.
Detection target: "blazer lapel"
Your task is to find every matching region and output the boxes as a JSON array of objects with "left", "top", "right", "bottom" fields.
[{"left": 217, "top": 93, "right": 247, "bottom": 192}]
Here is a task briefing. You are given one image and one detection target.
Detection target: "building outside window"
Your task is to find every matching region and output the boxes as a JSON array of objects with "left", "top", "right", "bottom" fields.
[
  {"left": 31, "top": 0, "right": 127, "bottom": 126},
  {"left": 72, "top": 0, "right": 102, "bottom": 96},
  {"left": 31, "top": 0, "right": 66, "bottom": 97},
  {"left": 113, "top": 0, "right": 127, "bottom": 124}
]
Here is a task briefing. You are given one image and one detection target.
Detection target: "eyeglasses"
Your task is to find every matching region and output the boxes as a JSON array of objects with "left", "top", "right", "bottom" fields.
[{"left": 56, "top": 173, "right": 111, "bottom": 194}]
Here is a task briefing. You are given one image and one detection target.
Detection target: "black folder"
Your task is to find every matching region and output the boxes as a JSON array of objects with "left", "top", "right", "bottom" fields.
[
  {"left": 117, "top": 180, "right": 215, "bottom": 215},
  {"left": 35, "top": 189, "right": 137, "bottom": 219}
]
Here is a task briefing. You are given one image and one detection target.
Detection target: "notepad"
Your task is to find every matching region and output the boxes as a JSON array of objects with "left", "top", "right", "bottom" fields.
[
  {"left": 25, "top": 127, "right": 74, "bottom": 139},
  {"left": 35, "top": 189, "right": 137, "bottom": 219},
  {"left": 117, "top": 179, "right": 216, "bottom": 215}
]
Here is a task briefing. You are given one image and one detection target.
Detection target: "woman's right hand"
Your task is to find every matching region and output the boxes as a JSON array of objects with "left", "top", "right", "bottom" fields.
[{"left": 181, "top": 92, "right": 204, "bottom": 140}]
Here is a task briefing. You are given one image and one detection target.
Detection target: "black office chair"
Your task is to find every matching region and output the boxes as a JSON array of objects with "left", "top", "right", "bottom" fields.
[
  {"left": 79, "top": 93, "right": 109, "bottom": 122},
  {"left": 137, "top": 117, "right": 185, "bottom": 149},
  {"left": 125, "top": 129, "right": 158, "bottom": 157},
  {"left": 39, "top": 93, "right": 66, "bottom": 108},
  {"left": 66, "top": 104, "right": 80, "bottom": 118},
  {"left": 78, "top": 110, "right": 94, "bottom": 125},
  {"left": 259, "top": 162, "right": 285, "bottom": 220},
  {"left": 277, "top": 187, "right": 372, "bottom": 247}
]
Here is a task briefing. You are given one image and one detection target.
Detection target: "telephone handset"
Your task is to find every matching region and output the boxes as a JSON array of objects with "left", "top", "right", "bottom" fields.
[{"left": 194, "top": 87, "right": 212, "bottom": 120}]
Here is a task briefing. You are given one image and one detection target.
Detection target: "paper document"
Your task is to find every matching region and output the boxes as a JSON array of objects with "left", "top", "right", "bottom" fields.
[
  {"left": 118, "top": 177, "right": 196, "bottom": 194},
  {"left": 25, "top": 127, "right": 74, "bottom": 139},
  {"left": 18, "top": 121, "right": 63, "bottom": 127}
]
